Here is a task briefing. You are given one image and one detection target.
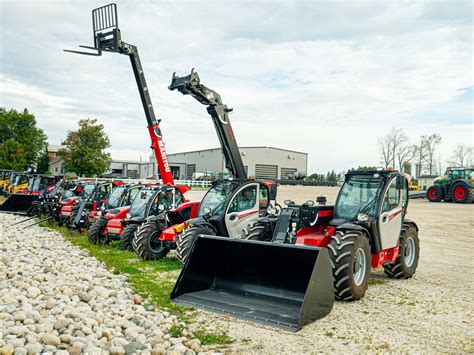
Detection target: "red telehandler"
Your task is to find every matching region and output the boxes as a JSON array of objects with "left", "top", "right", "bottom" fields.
[{"left": 65, "top": 3, "right": 195, "bottom": 242}]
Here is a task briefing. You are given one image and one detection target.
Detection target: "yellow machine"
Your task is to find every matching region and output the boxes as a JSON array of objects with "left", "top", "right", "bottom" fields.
[
  {"left": 0, "top": 170, "right": 12, "bottom": 190},
  {"left": 7, "top": 173, "right": 30, "bottom": 194},
  {"left": 0, "top": 171, "right": 16, "bottom": 194}
]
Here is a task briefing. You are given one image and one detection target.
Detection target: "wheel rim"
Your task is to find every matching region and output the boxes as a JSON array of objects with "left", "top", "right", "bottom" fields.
[
  {"left": 428, "top": 189, "right": 437, "bottom": 199},
  {"left": 148, "top": 230, "right": 165, "bottom": 254},
  {"left": 404, "top": 237, "right": 416, "bottom": 267},
  {"left": 454, "top": 186, "right": 465, "bottom": 200},
  {"left": 353, "top": 248, "right": 367, "bottom": 286}
]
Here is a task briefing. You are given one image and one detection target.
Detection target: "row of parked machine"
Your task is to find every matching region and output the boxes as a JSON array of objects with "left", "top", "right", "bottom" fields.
[{"left": 0, "top": 3, "right": 422, "bottom": 331}]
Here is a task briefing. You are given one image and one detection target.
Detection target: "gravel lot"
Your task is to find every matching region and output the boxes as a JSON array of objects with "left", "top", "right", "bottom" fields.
[
  {"left": 187, "top": 186, "right": 474, "bottom": 353},
  {"left": 0, "top": 214, "right": 199, "bottom": 354},
  {"left": 1, "top": 186, "right": 473, "bottom": 353}
]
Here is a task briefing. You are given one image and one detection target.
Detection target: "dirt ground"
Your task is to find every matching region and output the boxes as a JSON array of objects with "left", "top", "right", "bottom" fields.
[{"left": 185, "top": 186, "right": 474, "bottom": 353}]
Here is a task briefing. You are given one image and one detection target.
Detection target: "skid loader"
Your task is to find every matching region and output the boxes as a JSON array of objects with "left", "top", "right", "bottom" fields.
[
  {"left": 172, "top": 169, "right": 420, "bottom": 331},
  {"left": 0, "top": 174, "right": 59, "bottom": 216}
]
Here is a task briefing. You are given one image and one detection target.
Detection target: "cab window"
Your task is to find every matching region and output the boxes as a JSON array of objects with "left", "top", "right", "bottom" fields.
[
  {"left": 98, "top": 184, "right": 111, "bottom": 200},
  {"left": 259, "top": 186, "right": 269, "bottom": 209},
  {"left": 228, "top": 185, "right": 257, "bottom": 213},
  {"left": 125, "top": 187, "right": 140, "bottom": 205},
  {"left": 382, "top": 179, "right": 400, "bottom": 212}
]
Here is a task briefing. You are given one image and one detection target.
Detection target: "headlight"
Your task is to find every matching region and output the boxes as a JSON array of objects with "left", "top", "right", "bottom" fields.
[
  {"left": 357, "top": 213, "right": 369, "bottom": 222},
  {"left": 126, "top": 213, "right": 131, "bottom": 219}
]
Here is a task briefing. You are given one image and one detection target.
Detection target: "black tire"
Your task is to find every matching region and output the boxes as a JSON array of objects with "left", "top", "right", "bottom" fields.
[
  {"left": 120, "top": 224, "right": 139, "bottom": 251},
  {"left": 383, "top": 225, "right": 420, "bottom": 279},
  {"left": 328, "top": 231, "right": 371, "bottom": 301},
  {"left": 88, "top": 217, "right": 109, "bottom": 244},
  {"left": 176, "top": 225, "right": 215, "bottom": 265},
  {"left": 132, "top": 220, "right": 169, "bottom": 260},
  {"left": 451, "top": 182, "right": 473, "bottom": 204},
  {"left": 426, "top": 185, "right": 443, "bottom": 202},
  {"left": 241, "top": 221, "right": 273, "bottom": 241}
]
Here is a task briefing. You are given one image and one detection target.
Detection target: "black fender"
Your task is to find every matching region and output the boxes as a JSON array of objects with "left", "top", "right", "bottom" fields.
[
  {"left": 125, "top": 217, "right": 145, "bottom": 225},
  {"left": 336, "top": 222, "right": 380, "bottom": 253},
  {"left": 403, "top": 219, "right": 419, "bottom": 231},
  {"left": 186, "top": 218, "right": 218, "bottom": 234},
  {"left": 337, "top": 223, "right": 371, "bottom": 236}
]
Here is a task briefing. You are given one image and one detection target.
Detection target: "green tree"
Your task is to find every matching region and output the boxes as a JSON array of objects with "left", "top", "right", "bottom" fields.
[
  {"left": 0, "top": 108, "right": 47, "bottom": 170},
  {"left": 58, "top": 119, "right": 111, "bottom": 177},
  {"left": 36, "top": 144, "right": 50, "bottom": 174},
  {"left": 0, "top": 139, "right": 27, "bottom": 170}
]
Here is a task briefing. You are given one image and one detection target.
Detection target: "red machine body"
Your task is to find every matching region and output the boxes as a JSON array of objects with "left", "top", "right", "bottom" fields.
[
  {"left": 159, "top": 201, "right": 201, "bottom": 242},
  {"left": 292, "top": 206, "right": 400, "bottom": 269}
]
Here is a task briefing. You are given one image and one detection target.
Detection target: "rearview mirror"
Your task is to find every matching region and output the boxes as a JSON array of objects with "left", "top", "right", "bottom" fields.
[{"left": 396, "top": 175, "right": 404, "bottom": 189}]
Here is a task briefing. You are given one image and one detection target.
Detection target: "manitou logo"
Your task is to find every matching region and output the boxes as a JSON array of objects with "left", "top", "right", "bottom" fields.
[{"left": 158, "top": 140, "right": 171, "bottom": 173}]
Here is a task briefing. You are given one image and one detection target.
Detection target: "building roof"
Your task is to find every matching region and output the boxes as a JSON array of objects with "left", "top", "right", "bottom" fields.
[
  {"left": 47, "top": 144, "right": 63, "bottom": 153},
  {"left": 167, "top": 146, "right": 308, "bottom": 156}
]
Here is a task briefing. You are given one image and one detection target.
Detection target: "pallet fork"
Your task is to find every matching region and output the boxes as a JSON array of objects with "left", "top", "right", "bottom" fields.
[{"left": 64, "top": 3, "right": 174, "bottom": 185}]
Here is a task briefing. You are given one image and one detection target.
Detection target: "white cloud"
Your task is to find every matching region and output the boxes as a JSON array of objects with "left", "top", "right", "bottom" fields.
[
  {"left": 0, "top": 76, "right": 74, "bottom": 109},
  {"left": 0, "top": 0, "right": 472, "bottom": 173}
]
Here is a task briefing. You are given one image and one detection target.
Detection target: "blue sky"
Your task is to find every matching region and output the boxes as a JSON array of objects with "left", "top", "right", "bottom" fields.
[{"left": 0, "top": 0, "right": 472, "bottom": 173}]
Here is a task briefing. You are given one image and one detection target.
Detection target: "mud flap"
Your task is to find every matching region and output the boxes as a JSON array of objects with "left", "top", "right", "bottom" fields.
[
  {"left": 0, "top": 194, "right": 38, "bottom": 215},
  {"left": 171, "top": 235, "right": 334, "bottom": 331}
]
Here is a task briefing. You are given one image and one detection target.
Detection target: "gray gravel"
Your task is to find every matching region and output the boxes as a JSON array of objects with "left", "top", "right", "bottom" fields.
[{"left": 0, "top": 214, "right": 200, "bottom": 354}]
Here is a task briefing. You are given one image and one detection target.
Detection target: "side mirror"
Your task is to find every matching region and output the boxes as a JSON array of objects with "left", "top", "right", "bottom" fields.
[
  {"left": 284, "top": 199, "right": 294, "bottom": 205},
  {"left": 396, "top": 176, "right": 404, "bottom": 190},
  {"left": 305, "top": 200, "right": 315, "bottom": 206}
]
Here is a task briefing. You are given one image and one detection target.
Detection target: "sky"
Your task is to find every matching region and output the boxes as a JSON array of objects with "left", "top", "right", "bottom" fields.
[{"left": 0, "top": 0, "right": 473, "bottom": 174}]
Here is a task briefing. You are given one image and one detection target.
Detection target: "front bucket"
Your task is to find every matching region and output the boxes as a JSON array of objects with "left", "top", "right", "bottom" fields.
[
  {"left": 171, "top": 236, "right": 334, "bottom": 331},
  {"left": 0, "top": 194, "right": 38, "bottom": 215}
]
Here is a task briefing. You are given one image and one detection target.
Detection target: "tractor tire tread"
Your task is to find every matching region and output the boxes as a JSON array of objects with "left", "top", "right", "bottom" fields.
[
  {"left": 88, "top": 217, "right": 108, "bottom": 245},
  {"left": 176, "top": 225, "right": 215, "bottom": 264},
  {"left": 119, "top": 224, "right": 139, "bottom": 251},
  {"left": 383, "top": 224, "right": 420, "bottom": 279},
  {"left": 329, "top": 230, "right": 371, "bottom": 301},
  {"left": 133, "top": 220, "right": 168, "bottom": 260}
]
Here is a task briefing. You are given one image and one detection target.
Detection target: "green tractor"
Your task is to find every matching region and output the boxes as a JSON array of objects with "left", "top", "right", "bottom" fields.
[{"left": 426, "top": 167, "right": 473, "bottom": 203}]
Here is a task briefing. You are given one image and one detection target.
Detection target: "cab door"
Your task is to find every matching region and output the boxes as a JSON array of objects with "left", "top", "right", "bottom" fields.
[
  {"left": 225, "top": 183, "right": 260, "bottom": 238},
  {"left": 378, "top": 177, "right": 403, "bottom": 249}
]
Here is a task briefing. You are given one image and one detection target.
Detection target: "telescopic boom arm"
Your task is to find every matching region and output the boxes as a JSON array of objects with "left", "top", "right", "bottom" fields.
[
  {"left": 169, "top": 69, "right": 247, "bottom": 179},
  {"left": 64, "top": 3, "right": 174, "bottom": 185}
]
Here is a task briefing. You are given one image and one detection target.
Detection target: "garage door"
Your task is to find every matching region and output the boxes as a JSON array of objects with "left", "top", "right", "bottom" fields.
[
  {"left": 255, "top": 164, "right": 278, "bottom": 179},
  {"left": 186, "top": 164, "right": 196, "bottom": 180},
  {"left": 281, "top": 167, "right": 297, "bottom": 179}
]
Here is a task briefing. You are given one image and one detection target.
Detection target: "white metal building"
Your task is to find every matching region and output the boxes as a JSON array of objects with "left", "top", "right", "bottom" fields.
[{"left": 161, "top": 146, "right": 308, "bottom": 180}]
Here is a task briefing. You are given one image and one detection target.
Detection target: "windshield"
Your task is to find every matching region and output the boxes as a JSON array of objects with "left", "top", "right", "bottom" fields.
[
  {"left": 27, "top": 177, "right": 36, "bottom": 190},
  {"left": 335, "top": 174, "right": 384, "bottom": 220},
  {"left": 198, "top": 181, "right": 239, "bottom": 216},
  {"left": 33, "top": 177, "right": 52, "bottom": 191},
  {"left": 81, "top": 184, "right": 96, "bottom": 199},
  {"left": 106, "top": 186, "right": 126, "bottom": 209},
  {"left": 129, "top": 189, "right": 156, "bottom": 218}
]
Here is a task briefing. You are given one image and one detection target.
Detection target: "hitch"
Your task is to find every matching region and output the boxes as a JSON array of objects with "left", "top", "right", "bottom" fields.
[{"left": 169, "top": 69, "right": 231, "bottom": 110}]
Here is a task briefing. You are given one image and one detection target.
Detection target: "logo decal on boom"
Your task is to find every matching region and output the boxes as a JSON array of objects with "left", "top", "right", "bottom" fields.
[{"left": 157, "top": 140, "right": 171, "bottom": 173}]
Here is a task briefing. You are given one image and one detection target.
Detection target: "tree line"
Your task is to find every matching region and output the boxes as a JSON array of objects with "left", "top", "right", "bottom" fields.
[
  {"left": 0, "top": 107, "right": 111, "bottom": 177},
  {"left": 378, "top": 127, "right": 473, "bottom": 176}
]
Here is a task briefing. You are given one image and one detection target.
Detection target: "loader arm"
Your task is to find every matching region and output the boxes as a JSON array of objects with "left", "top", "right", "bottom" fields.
[
  {"left": 64, "top": 3, "right": 174, "bottom": 185},
  {"left": 169, "top": 69, "right": 247, "bottom": 179}
]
